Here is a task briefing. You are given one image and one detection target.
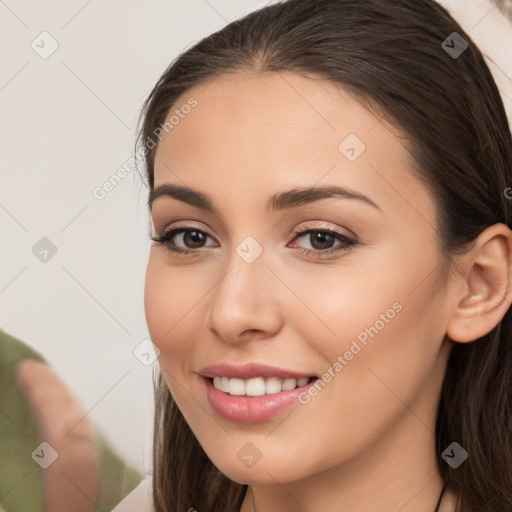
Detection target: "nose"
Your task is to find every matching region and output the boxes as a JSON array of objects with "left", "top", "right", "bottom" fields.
[{"left": 205, "top": 248, "right": 284, "bottom": 344}]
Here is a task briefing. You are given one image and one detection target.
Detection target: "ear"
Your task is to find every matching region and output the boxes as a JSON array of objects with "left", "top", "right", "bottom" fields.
[{"left": 446, "top": 223, "right": 512, "bottom": 343}]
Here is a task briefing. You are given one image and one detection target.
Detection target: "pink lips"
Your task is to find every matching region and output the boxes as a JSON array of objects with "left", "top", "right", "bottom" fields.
[
  {"left": 198, "top": 362, "right": 317, "bottom": 424},
  {"left": 198, "top": 362, "right": 314, "bottom": 380}
]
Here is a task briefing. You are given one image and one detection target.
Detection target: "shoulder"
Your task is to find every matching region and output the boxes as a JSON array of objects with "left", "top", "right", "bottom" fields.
[{"left": 111, "top": 475, "right": 155, "bottom": 512}]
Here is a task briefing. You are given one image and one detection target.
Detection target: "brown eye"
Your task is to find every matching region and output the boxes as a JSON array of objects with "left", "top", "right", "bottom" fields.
[
  {"left": 290, "top": 227, "right": 357, "bottom": 257},
  {"left": 150, "top": 226, "right": 216, "bottom": 254},
  {"left": 180, "top": 230, "right": 208, "bottom": 249}
]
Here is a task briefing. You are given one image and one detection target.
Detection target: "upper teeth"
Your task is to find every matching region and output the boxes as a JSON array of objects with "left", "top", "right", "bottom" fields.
[{"left": 212, "top": 376, "right": 310, "bottom": 396}]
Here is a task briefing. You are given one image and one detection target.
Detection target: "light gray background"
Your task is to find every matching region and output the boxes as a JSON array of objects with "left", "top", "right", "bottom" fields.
[{"left": 1, "top": 0, "right": 511, "bottom": 475}]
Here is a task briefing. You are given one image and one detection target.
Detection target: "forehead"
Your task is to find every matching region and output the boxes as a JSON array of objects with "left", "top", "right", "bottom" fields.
[
  {"left": 152, "top": 71, "right": 436, "bottom": 227},
  {"left": 154, "top": 71, "right": 397, "bottom": 170}
]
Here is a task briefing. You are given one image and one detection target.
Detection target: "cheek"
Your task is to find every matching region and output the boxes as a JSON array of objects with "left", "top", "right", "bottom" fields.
[
  {"left": 144, "top": 255, "right": 207, "bottom": 356},
  {"left": 315, "top": 250, "right": 447, "bottom": 396},
  {"left": 144, "top": 259, "right": 207, "bottom": 416},
  {"left": 236, "top": 255, "right": 447, "bottom": 474},
  {"left": 282, "top": 259, "right": 400, "bottom": 360}
]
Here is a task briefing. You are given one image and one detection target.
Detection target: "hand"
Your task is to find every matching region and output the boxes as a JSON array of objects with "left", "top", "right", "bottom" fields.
[{"left": 16, "top": 360, "right": 100, "bottom": 512}]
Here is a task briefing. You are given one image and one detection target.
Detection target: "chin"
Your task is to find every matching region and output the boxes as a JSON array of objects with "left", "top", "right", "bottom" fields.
[
  {"left": 209, "top": 454, "right": 307, "bottom": 486},
  {"left": 221, "top": 466, "right": 295, "bottom": 486}
]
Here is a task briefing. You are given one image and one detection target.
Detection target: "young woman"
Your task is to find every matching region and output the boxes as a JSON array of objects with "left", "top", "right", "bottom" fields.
[{"left": 114, "top": 0, "right": 512, "bottom": 510}]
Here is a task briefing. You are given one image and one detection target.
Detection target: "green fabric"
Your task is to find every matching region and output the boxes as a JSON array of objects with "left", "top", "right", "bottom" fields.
[
  {"left": 96, "top": 437, "right": 142, "bottom": 510},
  {"left": 493, "top": 0, "right": 512, "bottom": 18},
  {"left": 0, "top": 329, "right": 45, "bottom": 511},
  {"left": 0, "top": 328, "right": 142, "bottom": 511}
]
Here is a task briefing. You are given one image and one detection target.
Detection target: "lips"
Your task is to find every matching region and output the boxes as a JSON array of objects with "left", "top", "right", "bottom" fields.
[
  {"left": 197, "top": 362, "right": 319, "bottom": 423},
  {"left": 201, "top": 376, "right": 317, "bottom": 423},
  {"left": 198, "top": 362, "right": 316, "bottom": 380}
]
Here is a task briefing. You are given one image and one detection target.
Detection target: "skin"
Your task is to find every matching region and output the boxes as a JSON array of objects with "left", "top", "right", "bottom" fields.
[{"left": 144, "top": 71, "right": 512, "bottom": 512}]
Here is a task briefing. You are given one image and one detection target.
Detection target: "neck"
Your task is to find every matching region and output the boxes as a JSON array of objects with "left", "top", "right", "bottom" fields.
[{"left": 438, "top": 485, "right": 461, "bottom": 512}]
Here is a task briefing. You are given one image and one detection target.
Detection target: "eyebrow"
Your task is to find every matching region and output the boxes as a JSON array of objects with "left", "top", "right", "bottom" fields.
[{"left": 148, "top": 183, "right": 381, "bottom": 213}]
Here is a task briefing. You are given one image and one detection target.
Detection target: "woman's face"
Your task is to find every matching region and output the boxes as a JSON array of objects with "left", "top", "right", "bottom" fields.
[{"left": 144, "top": 71, "right": 453, "bottom": 487}]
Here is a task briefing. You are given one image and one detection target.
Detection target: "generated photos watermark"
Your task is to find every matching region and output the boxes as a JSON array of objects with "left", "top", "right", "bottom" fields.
[
  {"left": 298, "top": 301, "right": 403, "bottom": 405},
  {"left": 92, "top": 97, "right": 198, "bottom": 201}
]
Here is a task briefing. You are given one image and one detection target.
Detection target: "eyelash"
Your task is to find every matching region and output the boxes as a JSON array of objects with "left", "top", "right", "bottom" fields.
[{"left": 150, "top": 223, "right": 357, "bottom": 258}]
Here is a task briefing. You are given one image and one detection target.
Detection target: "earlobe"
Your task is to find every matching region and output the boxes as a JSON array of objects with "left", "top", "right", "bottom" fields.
[{"left": 446, "top": 223, "right": 512, "bottom": 343}]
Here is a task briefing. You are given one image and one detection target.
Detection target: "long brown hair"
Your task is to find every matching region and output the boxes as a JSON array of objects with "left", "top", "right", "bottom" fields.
[{"left": 135, "top": 1, "right": 512, "bottom": 510}]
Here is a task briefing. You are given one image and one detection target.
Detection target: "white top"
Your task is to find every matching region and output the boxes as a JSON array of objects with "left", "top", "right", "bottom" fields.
[{"left": 111, "top": 476, "right": 155, "bottom": 512}]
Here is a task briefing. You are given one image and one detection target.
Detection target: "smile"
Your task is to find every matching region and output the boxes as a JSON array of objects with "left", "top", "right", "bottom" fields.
[
  {"left": 211, "top": 376, "right": 315, "bottom": 396},
  {"left": 201, "top": 375, "right": 319, "bottom": 424}
]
